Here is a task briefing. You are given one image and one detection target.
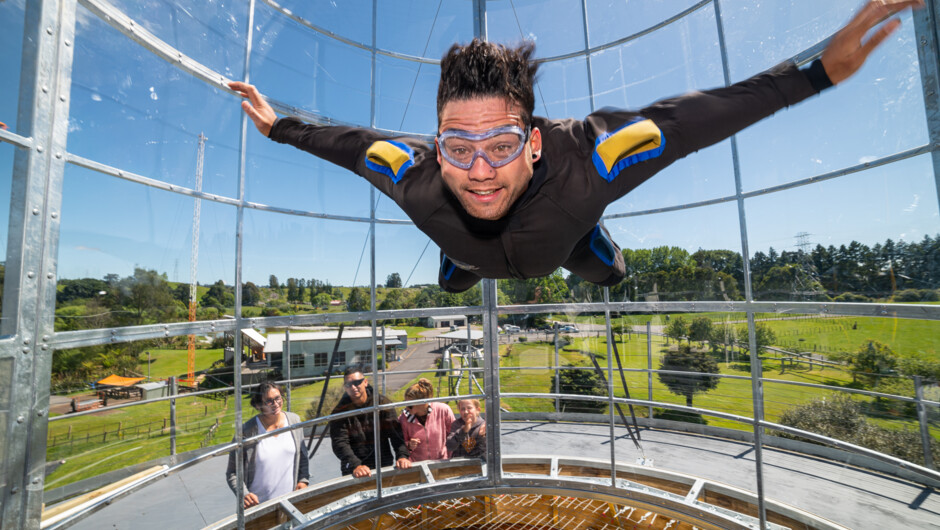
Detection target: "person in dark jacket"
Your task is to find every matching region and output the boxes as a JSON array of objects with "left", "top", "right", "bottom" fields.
[
  {"left": 230, "top": 1, "right": 921, "bottom": 293},
  {"left": 330, "top": 366, "right": 411, "bottom": 477}
]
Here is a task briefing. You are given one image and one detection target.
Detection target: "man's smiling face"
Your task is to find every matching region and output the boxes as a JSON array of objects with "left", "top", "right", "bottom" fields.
[{"left": 437, "top": 96, "right": 541, "bottom": 221}]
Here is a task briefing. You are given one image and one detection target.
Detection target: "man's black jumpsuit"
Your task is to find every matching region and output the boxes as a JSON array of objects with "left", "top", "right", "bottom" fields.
[{"left": 269, "top": 61, "right": 830, "bottom": 292}]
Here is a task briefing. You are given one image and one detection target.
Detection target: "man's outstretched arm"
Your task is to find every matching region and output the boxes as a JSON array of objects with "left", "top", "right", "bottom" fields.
[{"left": 821, "top": 0, "right": 923, "bottom": 85}]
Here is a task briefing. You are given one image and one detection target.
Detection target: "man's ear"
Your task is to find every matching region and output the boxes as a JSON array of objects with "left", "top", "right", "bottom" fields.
[
  {"left": 435, "top": 141, "right": 442, "bottom": 165},
  {"left": 530, "top": 127, "right": 542, "bottom": 161}
]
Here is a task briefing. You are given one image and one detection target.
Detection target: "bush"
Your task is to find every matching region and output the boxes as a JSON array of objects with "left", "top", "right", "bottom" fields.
[
  {"left": 892, "top": 289, "right": 940, "bottom": 302},
  {"left": 775, "top": 393, "right": 937, "bottom": 467},
  {"left": 554, "top": 364, "right": 607, "bottom": 414},
  {"left": 832, "top": 292, "right": 871, "bottom": 303}
]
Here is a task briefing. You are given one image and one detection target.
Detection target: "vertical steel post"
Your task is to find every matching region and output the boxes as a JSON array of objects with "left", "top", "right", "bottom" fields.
[
  {"left": 285, "top": 328, "right": 291, "bottom": 412},
  {"left": 169, "top": 376, "right": 178, "bottom": 456},
  {"left": 554, "top": 328, "right": 560, "bottom": 412},
  {"left": 1, "top": 1, "right": 77, "bottom": 526},
  {"left": 603, "top": 288, "right": 616, "bottom": 485},
  {"left": 712, "top": 1, "right": 767, "bottom": 526},
  {"left": 482, "top": 278, "right": 501, "bottom": 484},
  {"left": 914, "top": 376, "right": 935, "bottom": 470},
  {"left": 381, "top": 324, "right": 386, "bottom": 396},
  {"left": 233, "top": 2, "right": 256, "bottom": 528},
  {"left": 369, "top": 0, "right": 383, "bottom": 499},
  {"left": 646, "top": 321, "right": 653, "bottom": 420},
  {"left": 472, "top": 0, "right": 487, "bottom": 41},
  {"left": 913, "top": 0, "right": 940, "bottom": 216}
]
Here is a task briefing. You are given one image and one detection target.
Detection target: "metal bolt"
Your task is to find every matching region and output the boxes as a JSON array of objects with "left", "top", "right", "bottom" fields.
[
  {"left": 32, "top": 478, "right": 40, "bottom": 485},
  {"left": 51, "top": 212, "right": 58, "bottom": 219},
  {"left": 47, "top": 273, "right": 54, "bottom": 279},
  {"left": 59, "top": 95, "right": 66, "bottom": 102},
  {"left": 27, "top": 272, "right": 35, "bottom": 278},
  {"left": 46, "top": 26, "right": 53, "bottom": 35},
  {"left": 43, "top": 335, "right": 50, "bottom": 341},
  {"left": 10, "top": 487, "right": 18, "bottom": 494},
  {"left": 41, "top": 85, "right": 49, "bottom": 93},
  {"left": 37, "top": 410, "right": 45, "bottom": 417},
  {"left": 23, "top": 337, "right": 30, "bottom": 345},
  {"left": 32, "top": 208, "right": 40, "bottom": 215},
  {"left": 64, "top": 39, "right": 71, "bottom": 47},
  {"left": 36, "top": 145, "right": 44, "bottom": 153},
  {"left": 16, "top": 416, "right": 24, "bottom": 423},
  {"left": 22, "top": 347, "right": 30, "bottom": 354},
  {"left": 55, "top": 152, "right": 62, "bottom": 159},
  {"left": 41, "top": 344, "right": 48, "bottom": 351}
]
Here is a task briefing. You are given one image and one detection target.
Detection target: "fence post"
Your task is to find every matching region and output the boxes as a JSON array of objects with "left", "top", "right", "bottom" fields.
[
  {"left": 647, "top": 321, "right": 653, "bottom": 420},
  {"left": 170, "top": 376, "right": 177, "bottom": 456},
  {"left": 554, "top": 328, "right": 560, "bottom": 413},
  {"left": 914, "top": 376, "right": 935, "bottom": 469}
]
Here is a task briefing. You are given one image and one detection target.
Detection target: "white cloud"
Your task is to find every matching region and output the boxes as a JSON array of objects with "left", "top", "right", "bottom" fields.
[
  {"left": 149, "top": 86, "right": 158, "bottom": 101},
  {"left": 903, "top": 194, "right": 919, "bottom": 213},
  {"left": 91, "top": 93, "right": 102, "bottom": 102}
]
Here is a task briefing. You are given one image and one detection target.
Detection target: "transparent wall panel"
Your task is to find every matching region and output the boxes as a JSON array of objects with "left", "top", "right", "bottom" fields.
[
  {"left": 533, "top": 56, "right": 592, "bottom": 120},
  {"left": 274, "top": 0, "right": 374, "bottom": 47},
  {"left": 486, "top": 0, "right": 585, "bottom": 59},
  {"left": 108, "top": 0, "right": 248, "bottom": 77},
  {"left": 0, "top": 143, "right": 14, "bottom": 333},
  {"left": 744, "top": 155, "right": 940, "bottom": 301},
  {"left": 585, "top": 0, "right": 704, "bottom": 47},
  {"left": 375, "top": 0, "right": 474, "bottom": 59},
  {"left": 603, "top": 202, "right": 745, "bottom": 302},
  {"left": 57, "top": 166, "right": 236, "bottom": 329},
  {"left": 374, "top": 224, "right": 440, "bottom": 290},
  {"left": 45, "top": 339, "right": 240, "bottom": 493},
  {"left": 0, "top": 0, "right": 24, "bottom": 134},
  {"left": 374, "top": 55, "right": 439, "bottom": 133},
  {"left": 589, "top": 3, "right": 722, "bottom": 110},
  {"left": 760, "top": 314, "right": 938, "bottom": 528},
  {"left": 721, "top": 0, "right": 858, "bottom": 77},
  {"left": 70, "top": 5, "right": 240, "bottom": 197},
  {"left": 241, "top": 211, "right": 372, "bottom": 319},
  {"left": 735, "top": 12, "right": 926, "bottom": 191},
  {"left": 243, "top": 120, "right": 373, "bottom": 218},
  {"left": 252, "top": 1, "right": 372, "bottom": 125}
]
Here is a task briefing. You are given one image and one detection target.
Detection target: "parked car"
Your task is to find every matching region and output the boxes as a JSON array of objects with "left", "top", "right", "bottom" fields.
[
  {"left": 503, "top": 325, "right": 521, "bottom": 333},
  {"left": 560, "top": 325, "right": 579, "bottom": 333}
]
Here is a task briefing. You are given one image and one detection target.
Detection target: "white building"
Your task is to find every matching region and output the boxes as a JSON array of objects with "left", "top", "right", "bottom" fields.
[
  {"left": 425, "top": 315, "right": 467, "bottom": 328},
  {"left": 251, "top": 328, "right": 408, "bottom": 378}
]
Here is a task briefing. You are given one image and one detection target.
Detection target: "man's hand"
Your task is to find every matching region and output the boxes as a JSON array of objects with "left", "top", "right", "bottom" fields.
[
  {"left": 821, "top": 0, "right": 924, "bottom": 85},
  {"left": 295, "top": 482, "right": 308, "bottom": 491},
  {"left": 396, "top": 458, "right": 412, "bottom": 470},
  {"left": 352, "top": 465, "right": 372, "bottom": 478},
  {"left": 478, "top": 423, "right": 486, "bottom": 436},
  {"left": 228, "top": 81, "right": 277, "bottom": 137},
  {"left": 243, "top": 492, "right": 260, "bottom": 508}
]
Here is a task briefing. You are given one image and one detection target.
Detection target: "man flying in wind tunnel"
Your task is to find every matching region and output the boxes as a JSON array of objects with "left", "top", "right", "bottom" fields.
[{"left": 230, "top": 0, "right": 922, "bottom": 293}]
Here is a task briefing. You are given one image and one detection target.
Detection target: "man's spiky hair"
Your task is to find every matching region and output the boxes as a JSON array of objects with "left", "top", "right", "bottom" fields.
[{"left": 437, "top": 39, "right": 538, "bottom": 128}]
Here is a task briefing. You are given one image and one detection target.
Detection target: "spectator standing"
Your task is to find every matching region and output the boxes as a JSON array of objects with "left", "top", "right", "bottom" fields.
[
  {"left": 399, "top": 378, "right": 455, "bottom": 462},
  {"left": 447, "top": 399, "right": 486, "bottom": 461}
]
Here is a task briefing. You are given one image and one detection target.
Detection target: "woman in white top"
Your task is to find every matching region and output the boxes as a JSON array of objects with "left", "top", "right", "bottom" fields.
[{"left": 226, "top": 382, "right": 310, "bottom": 507}]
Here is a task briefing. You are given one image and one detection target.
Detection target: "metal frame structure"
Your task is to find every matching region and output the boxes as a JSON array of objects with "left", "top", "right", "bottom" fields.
[{"left": 1, "top": 0, "right": 939, "bottom": 529}]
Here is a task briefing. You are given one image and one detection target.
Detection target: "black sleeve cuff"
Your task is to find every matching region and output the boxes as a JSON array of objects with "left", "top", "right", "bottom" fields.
[{"left": 803, "top": 59, "right": 834, "bottom": 93}]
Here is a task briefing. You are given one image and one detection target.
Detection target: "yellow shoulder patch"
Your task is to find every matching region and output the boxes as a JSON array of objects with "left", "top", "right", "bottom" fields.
[
  {"left": 365, "top": 140, "right": 415, "bottom": 183},
  {"left": 592, "top": 119, "right": 665, "bottom": 182}
]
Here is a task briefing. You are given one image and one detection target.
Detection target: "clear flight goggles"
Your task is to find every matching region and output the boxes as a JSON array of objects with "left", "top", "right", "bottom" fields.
[{"left": 436, "top": 125, "right": 530, "bottom": 169}]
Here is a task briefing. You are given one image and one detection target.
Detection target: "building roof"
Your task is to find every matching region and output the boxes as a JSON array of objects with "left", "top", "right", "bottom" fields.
[
  {"left": 439, "top": 330, "right": 484, "bottom": 340},
  {"left": 97, "top": 375, "right": 145, "bottom": 387},
  {"left": 135, "top": 382, "right": 167, "bottom": 391},
  {"left": 241, "top": 328, "right": 266, "bottom": 347},
  {"left": 428, "top": 315, "right": 467, "bottom": 321},
  {"left": 264, "top": 329, "right": 408, "bottom": 354}
]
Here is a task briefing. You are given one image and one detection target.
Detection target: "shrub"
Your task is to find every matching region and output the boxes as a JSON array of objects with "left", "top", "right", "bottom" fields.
[
  {"left": 658, "top": 345, "right": 720, "bottom": 408},
  {"left": 554, "top": 364, "right": 607, "bottom": 414},
  {"left": 832, "top": 292, "right": 871, "bottom": 302},
  {"left": 892, "top": 289, "right": 940, "bottom": 302}
]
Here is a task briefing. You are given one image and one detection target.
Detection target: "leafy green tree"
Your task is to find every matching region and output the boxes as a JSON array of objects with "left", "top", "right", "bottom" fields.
[
  {"left": 833, "top": 340, "right": 898, "bottom": 385},
  {"left": 658, "top": 345, "right": 720, "bottom": 408},
  {"left": 269, "top": 274, "right": 279, "bottom": 291},
  {"left": 242, "top": 282, "right": 261, "bottom": 306},
  {"left": 172, "top": 283, "right": 190, "bottom": 304},
  {"left": 201, "top": 280, "right": 234, "bottom": 309},
  {"left": 122, "top": 268, "right": 176, "bottom": 324},
  {"left": 286, "top": 278, "right": 298, "bottom": 302},
  {"left": 688, "top": 317, "right": 713, "bottom": 346},
  {"left": 297, "top": 278, "right": 306, "bottom": 304},
  {"left": 735, "top": 322, "right": 777, "bottom": 356},
  {"left": 386, "top": 272, "right": 402, "bottom": 288},
  {"left": 555, "top": 364, "right": 607, "bottom": 413},
  {"left": 56, "top": 278, "right": 109, "bottom": 304},
  {"left": 379, "top": 288, "right": 410, "bottom": 310},
  {"left": 346, "top": 287, "right": 369, "bottom": 312},
  {"left": 664, "top": 316, "right": 688, "bottom": 344},
  {"left": 708, "top": 324, "right": 736, "bottom": 356},
  {"left": 314, "top": 292, "right": 332, "bottom": 309}
]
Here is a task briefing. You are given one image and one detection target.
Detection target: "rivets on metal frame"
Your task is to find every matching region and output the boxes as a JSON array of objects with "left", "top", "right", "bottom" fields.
[
  {"left": 46, "top": 26, "right": 53, "bottom": 35},
  {"left": 59, "top": 95, "right": 66, "bottom": 102},
  {"left": 23, "top": 337, "right": 30, "bottom": 345},
  {"left": 55, "top": 152, "right": 62, "bottom": 159},
  {"left": 16, "top": 416, "right": 25, "bottom": 423},
  {"left": 36, "top": 145, "right": 44, "bottom": 153},
  {"left": 41, "top": 85, "right": 49, "bottom": 93},
  {"left": 47, "top": 272, "right": 54, "bottom": 279},
  {"left": 64, "top": 39, "right": 71, "bottom": 47},
  {"left": 27, "top": 271, "right": 35, "bottom": 278},
  {"left": 32, "top": 209, "right": 40, "bottom": 215},
  {"left": 51, "top": 212, "right": 58, "bottom": 219},
  {"left": 37, "top": 409, "right": 45, "bottom": 417},
  {"left": 22, "top": 347, "right": 30, "bottom": 354}
]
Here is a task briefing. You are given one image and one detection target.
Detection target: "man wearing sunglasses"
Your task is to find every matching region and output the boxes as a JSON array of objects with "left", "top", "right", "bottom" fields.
[
  {"left": 231, "top": 0, "right": 920, "bottom": 293},
  {"left": 329, "top": 365, "right": 411, "bottom": 477}
]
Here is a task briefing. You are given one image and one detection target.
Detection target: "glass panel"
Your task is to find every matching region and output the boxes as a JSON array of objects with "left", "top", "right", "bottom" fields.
[
  {"left": 486, "top": 0, "right": 586, "bottom": 59},
  {"left": 721, "top": 0, "right": 858, "bottom": 77},
  {"left": 603, "top": 202, "right": 745, "bottom": 302},
  {"left": 374, "top": 54, "right": 439, "bottom": 133},
  {"left": 45, "top": 340, "right": 240, "bottom": 492},
  {"left": 243, "top": 116, "right": 373, "bottom": 218},
  {"left": 735, "top": 11, "right": 927, "bottom": 191},
  {"left": 761, "top": 313, "right": 938, "bottom": 529},
  {"left": 252, "top": 1, "right": 373, "bottom": 125},
  {"left": 586, "top": 0, "right": 704, "bottom": 48},
  {"left": 589, "top": 3, "right": 722, "bottom": 110},
  {"left": 376, "top": 0, "right": 474, "bottom": 59},
  {"left": 241, "top": 210, "right": 372, "bottom": 319},
  {"left": 275, "top": 0, "right": 373, "bottom": 46},
  {"left": 0, "top": 143, "right": 14, "bottom": 334},
  {"left": 533, "top": 55, "right": 592, "bottom": 120},
  {"left": 0, "top": 0, "right": 24, "bottom": 135},
  {"left": 57, "top": 165, "right": 236, "bottom": 329},
  {"left": 744, "top": 155, "right": 939, "bottom": 302},
  {"left": 375, "top": 224, "right": 440, "bottom": 291},
  {"left": 70, "top": 6, "right": 240, "bottom": 197},
  {"left": 108, "top": 0, "right": 248, "bottom": 77}
]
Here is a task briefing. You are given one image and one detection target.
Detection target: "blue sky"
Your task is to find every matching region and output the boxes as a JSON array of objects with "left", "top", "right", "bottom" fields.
[{"left": 1, "top": 0, "right": 937, "bottom": 289}]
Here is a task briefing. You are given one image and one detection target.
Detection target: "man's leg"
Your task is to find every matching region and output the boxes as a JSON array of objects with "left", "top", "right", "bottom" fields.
[
  {"left": 439, "top": 252, "right": 482, "bottom": 293},
  {"left": 562, "top": 224, "right": 625, "bottom": 286}
]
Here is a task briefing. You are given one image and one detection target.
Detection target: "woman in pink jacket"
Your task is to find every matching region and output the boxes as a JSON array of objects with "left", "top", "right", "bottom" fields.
[{"left": 398, "top": 379, "right": 455, "bottom": 462}]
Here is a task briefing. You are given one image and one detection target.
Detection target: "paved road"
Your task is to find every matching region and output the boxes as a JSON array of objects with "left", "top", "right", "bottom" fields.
[{"left": 374, "top": 336, "right": 442, "bottom": 395}]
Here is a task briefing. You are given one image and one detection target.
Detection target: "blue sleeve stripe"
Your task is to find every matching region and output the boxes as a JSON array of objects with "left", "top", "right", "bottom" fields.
[{"left": 364, "top": 140, "right": 415, "bottom": 184}]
